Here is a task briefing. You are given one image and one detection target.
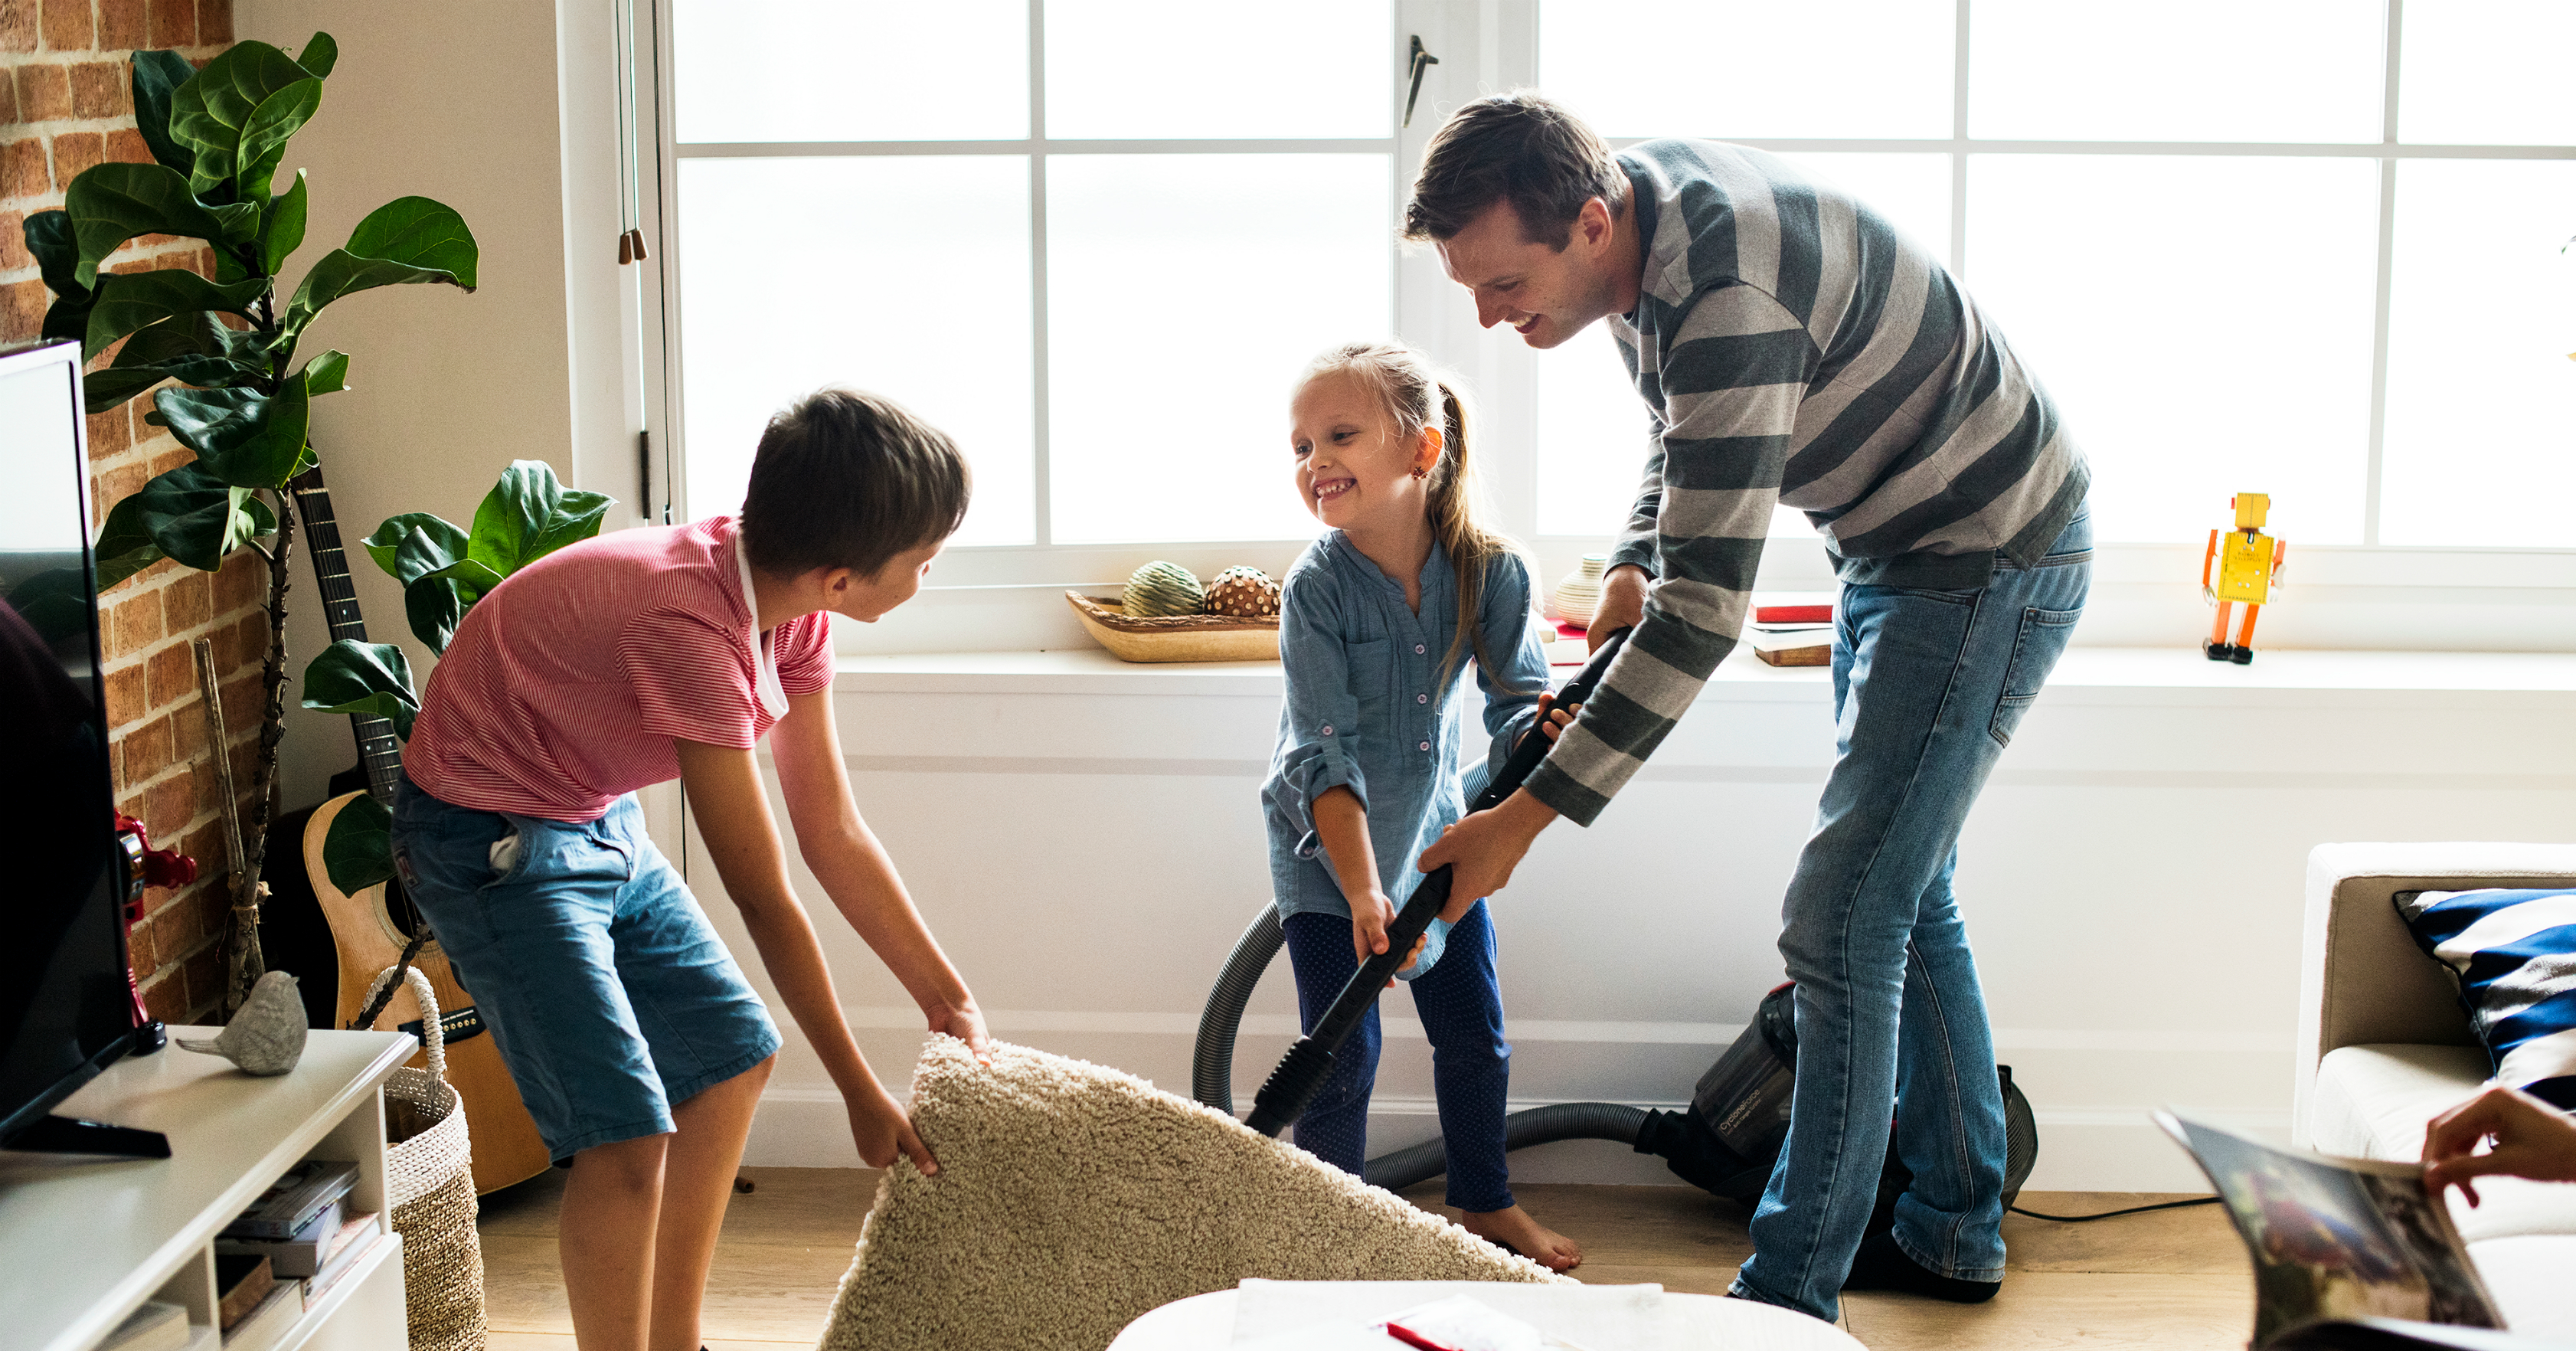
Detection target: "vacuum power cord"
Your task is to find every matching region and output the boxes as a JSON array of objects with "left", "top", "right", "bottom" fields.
[{"left": 2009, "top": 1197, "right": 2221, "bottom": 1222}]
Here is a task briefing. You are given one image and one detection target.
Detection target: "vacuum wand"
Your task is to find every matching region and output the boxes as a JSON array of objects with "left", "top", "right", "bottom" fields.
[{"left": 1241, "top": 626, "right": 1633, "bottom": 1139}]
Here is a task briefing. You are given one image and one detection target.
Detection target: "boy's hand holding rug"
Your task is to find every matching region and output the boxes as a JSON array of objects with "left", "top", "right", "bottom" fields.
[{"left": 822, "top": 1037, "right": 1567, "bottom": 1351}]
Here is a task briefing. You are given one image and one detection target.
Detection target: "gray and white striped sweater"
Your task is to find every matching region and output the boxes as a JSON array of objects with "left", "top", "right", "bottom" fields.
[{"left": 1527, "top": 139, "right": 2089, "bottom": 827}]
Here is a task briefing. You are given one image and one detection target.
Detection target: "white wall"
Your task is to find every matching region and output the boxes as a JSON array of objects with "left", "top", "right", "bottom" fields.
[{"left": 685, "top": 648, "right": 2576, "bottom": 1191}]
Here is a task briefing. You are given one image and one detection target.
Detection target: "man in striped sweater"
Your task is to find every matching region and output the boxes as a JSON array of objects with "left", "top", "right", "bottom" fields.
[{"left": 1411, "top": 93, "right": 2092, "bottom": 1322}]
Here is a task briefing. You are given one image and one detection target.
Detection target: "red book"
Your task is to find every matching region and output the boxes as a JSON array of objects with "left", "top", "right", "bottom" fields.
[{"left": 1754, "top": 603, "right": 1832, "bottom": 624}]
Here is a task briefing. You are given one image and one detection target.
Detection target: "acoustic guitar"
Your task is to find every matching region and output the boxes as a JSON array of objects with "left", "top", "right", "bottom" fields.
[{"left": 289, "top": 466, "right": 552, "bottom": 1195}]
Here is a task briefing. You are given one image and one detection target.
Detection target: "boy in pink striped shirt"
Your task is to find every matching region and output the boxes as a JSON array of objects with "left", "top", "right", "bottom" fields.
[{"left": 393, "top": 389, "right": 986, "bottom": 1351}]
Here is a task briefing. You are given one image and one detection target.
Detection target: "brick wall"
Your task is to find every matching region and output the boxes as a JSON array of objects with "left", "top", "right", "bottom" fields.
[{"left": 2, "top": 1, "right": 257, "bottom": 1025}]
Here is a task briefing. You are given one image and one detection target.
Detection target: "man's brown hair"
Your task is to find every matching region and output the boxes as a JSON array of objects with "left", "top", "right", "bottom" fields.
[
  {"left": 740, "top": 388, "right": 971, "bottom": 577},
  {"left": 1402, "top": 91, "right": 1626, "bottom": 248}
]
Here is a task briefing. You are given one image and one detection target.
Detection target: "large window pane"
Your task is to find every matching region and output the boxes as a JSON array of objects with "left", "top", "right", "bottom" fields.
[
  {"left": 1047, "top": 155, "right": 1388, "bottom": 544},
  {"left": 1541, "top": 1, "right": 1951, "bottom": 140},
  {"left": 1966, "top": 155, "right": 2379, "bottom": 545},
  {"left": 1970, "top": 1, "right": 2381, "bottom": 143},
  {"left": 1045, "top": 0, "right": 1389, "bottom": 140},
  {"left": 2380, "top": 160, "right": 2576, "bottom": 547},
  {"left": 2398, "top": 1, "right": 2576, "bottom": 146},
  {"left": 678, "top": 158, "right": 1035, "bottom": 545},
  {"left": 672, "top": 1, "right": 1028, "bottom": 143}
]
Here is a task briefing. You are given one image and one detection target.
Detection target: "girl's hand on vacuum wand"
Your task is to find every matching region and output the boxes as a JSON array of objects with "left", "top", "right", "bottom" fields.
[
  {"left": 1532, "top": 693, "right": 1581, "bottom": 742},
  {"left": 1352, "top": 890, "right": 1424, "bottom": 985},
  {"left": 848, "top": 1081, "right": 940, "bottom": 1176}
]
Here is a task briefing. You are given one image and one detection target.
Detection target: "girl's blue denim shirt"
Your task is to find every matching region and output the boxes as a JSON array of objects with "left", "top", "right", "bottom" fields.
[{"left": 1260, "top": 531, "right": 1552, "bottom": 978}]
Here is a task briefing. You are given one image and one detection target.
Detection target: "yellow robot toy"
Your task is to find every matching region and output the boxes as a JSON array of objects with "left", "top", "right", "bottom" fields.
[{"left": 2202, "top": 492, "right": 2286, "bottom": 665}]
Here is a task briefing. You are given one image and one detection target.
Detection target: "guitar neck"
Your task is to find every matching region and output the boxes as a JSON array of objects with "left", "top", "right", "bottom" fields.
[{"left": 290, "top": 466, "right": 405, "bottom": 810}]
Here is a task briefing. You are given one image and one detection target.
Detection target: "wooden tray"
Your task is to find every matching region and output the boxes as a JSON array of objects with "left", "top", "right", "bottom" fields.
[{"left": 1064, "top": 591, "right": 1280, "bottom": 663}]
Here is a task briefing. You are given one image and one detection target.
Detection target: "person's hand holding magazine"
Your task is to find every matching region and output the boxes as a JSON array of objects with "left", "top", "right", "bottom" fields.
[{"left": 2421, "top": 1084, "right": 2576, "bottom": 1205}]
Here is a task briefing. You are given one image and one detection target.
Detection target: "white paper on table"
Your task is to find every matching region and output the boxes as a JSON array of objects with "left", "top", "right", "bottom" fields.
[{"left": 1229, "top": 1280, "right": 1675, "bottom": 1350}]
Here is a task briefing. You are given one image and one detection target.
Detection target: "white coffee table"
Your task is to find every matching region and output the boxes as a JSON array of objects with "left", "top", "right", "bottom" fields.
[{"left": 1108, "top": 1284, "right": 1865, "bottom": 1349}]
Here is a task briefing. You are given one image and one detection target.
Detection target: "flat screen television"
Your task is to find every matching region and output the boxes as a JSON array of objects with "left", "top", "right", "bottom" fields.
[{"left": 0, "top": 339, "right": 159, "bottom": 1155}]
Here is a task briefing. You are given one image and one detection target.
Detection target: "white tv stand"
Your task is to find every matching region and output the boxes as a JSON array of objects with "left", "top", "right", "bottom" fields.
[{"left": 1, "top": 1029, "right": 417, "bottom": 1351}]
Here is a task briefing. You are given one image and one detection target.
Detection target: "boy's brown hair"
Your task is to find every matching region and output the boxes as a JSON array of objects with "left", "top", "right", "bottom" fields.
[
  {"left": 1401, "top": 90, "right": 1626, "bottom": 248},
  {"left": 741, "top": 388, "right": 972, "bottom": 577}
]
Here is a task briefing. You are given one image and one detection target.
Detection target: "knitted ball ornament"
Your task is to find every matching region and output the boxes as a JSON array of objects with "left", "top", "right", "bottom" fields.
[
  {"left": 1122, "top": 561, "right": 1205, "bottom": 617},
  {"left": 1203, "top": 566, "right": 1281, "bottom": 619}
]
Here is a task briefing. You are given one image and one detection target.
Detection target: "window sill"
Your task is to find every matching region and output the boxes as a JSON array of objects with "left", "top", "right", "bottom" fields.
[{"left": 831, "top": 645, "right": 2576, "bottom": 705}]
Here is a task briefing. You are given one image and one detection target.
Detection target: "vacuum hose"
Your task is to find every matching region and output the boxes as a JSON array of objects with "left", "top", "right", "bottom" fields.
[{"left": 1189, "top": 900, "right": 1651, "bottom": 1189}]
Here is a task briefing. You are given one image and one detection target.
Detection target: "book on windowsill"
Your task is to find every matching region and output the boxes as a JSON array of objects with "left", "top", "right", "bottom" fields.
[
  {"left": 1746, "top": 626, "right": 1832, "bottom": 667},
  {"left": 300, "top": 1214, "right": 384, "bottom": 1310},
  {"left": 213, "top": 1254, "right": 273, "bottom": 1332},
  {"left": 214, "top": 1200, "right": 341, "bottom": 1277},
  {"left": 98, "top": 1300, "right": 190, "bottom": 1351},
  {"left": 219, "top": 1284, "right": 299, "bottom": 1351}
]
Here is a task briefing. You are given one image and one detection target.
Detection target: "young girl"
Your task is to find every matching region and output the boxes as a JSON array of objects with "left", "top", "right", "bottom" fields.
[{"left": 1260, "top": 341, "right": 1582, "bottom": 1271}]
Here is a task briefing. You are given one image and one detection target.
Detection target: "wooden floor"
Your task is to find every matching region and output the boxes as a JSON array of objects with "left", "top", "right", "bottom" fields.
[{"left": 478, "top": 1166, "right": 2252, "bottom": 1349}]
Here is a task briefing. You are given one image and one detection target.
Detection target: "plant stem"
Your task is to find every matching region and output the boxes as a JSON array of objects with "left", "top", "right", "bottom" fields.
[{"left": 223, "top": 489, "right": 296, "bottom": 1015}]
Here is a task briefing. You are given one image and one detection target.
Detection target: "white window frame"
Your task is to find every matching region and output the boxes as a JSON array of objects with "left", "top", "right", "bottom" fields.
[{"left": 633, "top": 0, "right": 2576, "bottom": 656}]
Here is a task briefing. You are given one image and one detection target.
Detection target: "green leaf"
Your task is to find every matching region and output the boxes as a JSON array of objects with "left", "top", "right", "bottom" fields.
[
  {"left": 299, "top": 639, "right": 417, "bottom": 741},
  {"left": 319, "top": 790, "right": 394, "bottom": 893},
  {"left": 84, "top": 318, "right": 267, "bottom": 414},
  {"left": 129, "top": 51, "right": 200, "bottom": 178},
  {"left": 64, "top": 163, "right": 238, "bottom": 288},
  {"left": 24, "top": 210, "right": 89, "bottom": 303},
  {"left": 235, "top": 77, "right": 322, "bottom": 201},
  {"left": 301, "top": 348, "right": 348, "bottom": 394},
  {"left": 348, "top": 196, "right": 479, "bottom": 286},
  {"left": 168, "top": 41, "right": 323, "bottom": 196},
  {"left": 361, "top": 512, "right": 464, "bottom": 579},
  {"left": 132, "top": 463, "right": 275, "bottom": 571},
  {"left": 82, "top": 269, "right": 268, "bottom": 361},
  {"left": 262, "top": 168, "right": 307, "bottom": 273},
  {"left": 284, "top": 196, "right": 479, "bottom": 331},
  {"left": 93, "top": 494, "right": 165, "bottom": 588},
  {"left": 153, "top": 377, "right": 311, "bottom": 489},
  {"left": 403, "top": 576, "right": 466, "bottom": 656},
  {"left": 297, "top": 32, "right": 338, "bottom": 80},
  {"left": 469, "top": 460, "right": 613, "bottom": 580}
]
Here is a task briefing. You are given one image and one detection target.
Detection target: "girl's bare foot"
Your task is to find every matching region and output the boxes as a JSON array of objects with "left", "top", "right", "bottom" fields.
[{"left": 1460, "top": 1205, "right": 1582, "bottom": 1272}]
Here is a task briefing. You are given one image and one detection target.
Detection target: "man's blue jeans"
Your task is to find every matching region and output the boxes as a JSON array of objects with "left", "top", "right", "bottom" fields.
[{"left": 1731, "top": 511, "right": 2091, "bottom": 1321}]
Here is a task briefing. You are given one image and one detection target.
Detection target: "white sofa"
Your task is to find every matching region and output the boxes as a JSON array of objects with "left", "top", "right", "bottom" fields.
[{"left": 2297, "top": 843, "right": 2576, "bottom": 1343}]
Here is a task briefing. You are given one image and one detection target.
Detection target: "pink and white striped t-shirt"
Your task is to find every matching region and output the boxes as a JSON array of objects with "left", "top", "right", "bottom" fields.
[{"left": 405, "top": 515, "right": 834, "bottom": 822}]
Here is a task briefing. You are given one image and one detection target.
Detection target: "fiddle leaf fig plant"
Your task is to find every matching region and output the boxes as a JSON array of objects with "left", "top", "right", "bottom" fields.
[
  {"left": 22, "top": 34, "right": 478, "bottom": 1012},
  {"left": 301, "top": 460, "right": 613, "bottom": 894}
]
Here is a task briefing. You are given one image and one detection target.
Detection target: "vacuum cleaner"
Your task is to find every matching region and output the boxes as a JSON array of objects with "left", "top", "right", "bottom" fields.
[{"left": 1194, "top": 626, "right": 2038, "bottom": 1208}]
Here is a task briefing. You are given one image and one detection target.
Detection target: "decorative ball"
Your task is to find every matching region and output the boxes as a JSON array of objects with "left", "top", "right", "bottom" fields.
[
  {"left": 1203, "top": 566, "right": 1281, "bottom": 619},
  {"left": 1123, "top": 561, "right": 1205, "bottom": 617}
]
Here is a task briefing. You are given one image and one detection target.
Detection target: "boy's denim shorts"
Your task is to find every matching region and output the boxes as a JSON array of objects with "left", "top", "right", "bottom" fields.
[{"left": 391, "top": 773, "right": 780, "bottom": 1162}]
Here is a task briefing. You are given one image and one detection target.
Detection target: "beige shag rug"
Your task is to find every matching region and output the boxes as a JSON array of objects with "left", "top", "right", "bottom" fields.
[{"left": 817, "top": 1036, "right": 1567, "bottom": 1351}]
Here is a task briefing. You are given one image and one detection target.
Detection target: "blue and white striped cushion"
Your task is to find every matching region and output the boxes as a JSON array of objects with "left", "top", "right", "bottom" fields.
[{"left": 2396, "top": 889, "right": 2576, "bottom": 1109}]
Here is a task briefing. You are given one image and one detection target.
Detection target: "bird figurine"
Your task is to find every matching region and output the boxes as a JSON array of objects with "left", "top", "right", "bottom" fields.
[{"left": 178, "top": 970, "right": 308, "bottom": 1076}]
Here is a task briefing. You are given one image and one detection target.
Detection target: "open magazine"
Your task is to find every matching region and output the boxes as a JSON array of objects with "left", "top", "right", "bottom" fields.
[{"left": 2156, "top": 1111, "right": 2503, "bottom": 1348}]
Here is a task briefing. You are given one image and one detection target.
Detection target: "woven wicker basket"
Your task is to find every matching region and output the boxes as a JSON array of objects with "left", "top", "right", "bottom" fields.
[
  {"left": 1064, "top": 591, "right": 1279, "bottom": 662},
  {"left": 363, "top": 964, "right": 486, "bottom": 1351}
]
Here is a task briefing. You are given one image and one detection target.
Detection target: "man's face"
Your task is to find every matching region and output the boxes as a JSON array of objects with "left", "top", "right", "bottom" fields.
[{"left": 1435, "top": 198, "right": 1624, "bottom": 350}]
